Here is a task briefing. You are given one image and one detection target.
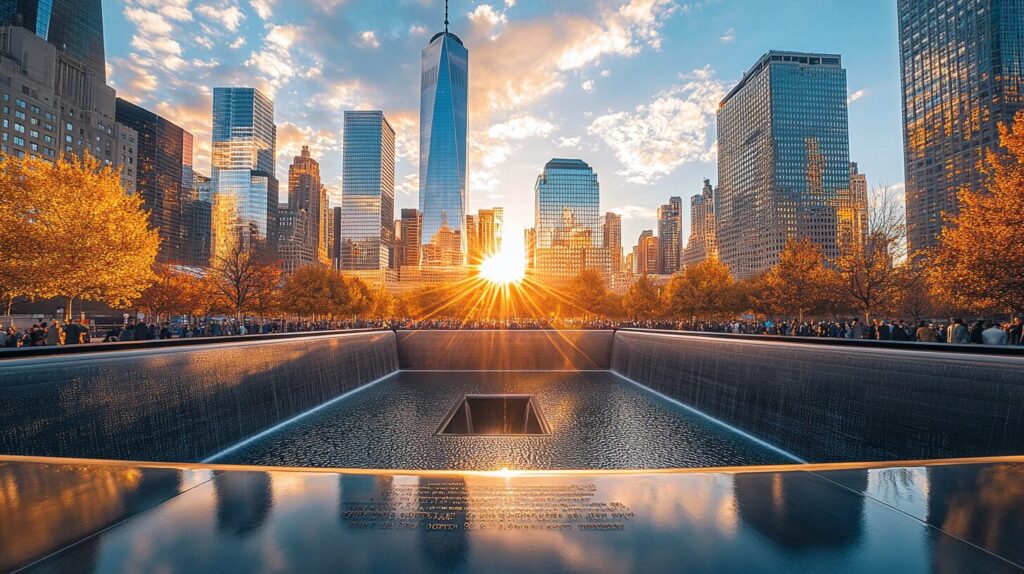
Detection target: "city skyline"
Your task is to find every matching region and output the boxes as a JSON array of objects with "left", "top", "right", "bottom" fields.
[{"left": 101, "top": 0, "right": 907, "bottom": 254}]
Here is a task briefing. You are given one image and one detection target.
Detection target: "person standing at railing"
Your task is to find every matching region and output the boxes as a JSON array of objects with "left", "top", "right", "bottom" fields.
[{"left": 981, "top": 321, "right": 1009, "bottom": 345}]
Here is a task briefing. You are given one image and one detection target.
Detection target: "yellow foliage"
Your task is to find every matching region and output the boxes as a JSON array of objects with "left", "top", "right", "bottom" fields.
[
  {"left": 931, "top": 111, "right": 1024, "bottom": 315},
  {"left": 0, "top": 153, "right": 159, "bottom": 317}
]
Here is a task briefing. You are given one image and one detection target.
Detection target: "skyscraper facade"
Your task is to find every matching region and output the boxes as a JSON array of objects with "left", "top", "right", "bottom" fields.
[
  {"left": 341, "top": 110, "right": 395, "bottom": 271},
  {"left": 211, "top": 87, "right": 278, "bottom": 247},
  {"left": 279, "top": 146, "right": 326, "bottom": 274},
  {"left": 419, "top": 21, "right": 468, "bottom": 267},
  {"left": 717, "top": 51, "right": 850, "bottom": 279},
  {"left": 114, "top": 98, "right": 191, "bottom": 266},
  {"left": 399, "top": 208, "right": 421, "bottom": 269},
  {"left": 534, "top": 158, "right": 607, "bottom": 282},
  {"left": 602, "top": 212, "right": 623, "bottom": 274},
  {"left": 683, "top": 179, "right": 720, "bottom": 268},
  {"left": 0, "top": 0, "right": 106, "bottom": 79},
  {"left": 477, "top": 207, "right": 502, "bottom": 260},
  {"left": 0, "top": 10, "right": 126, "bottom": 179},
  {"left": 898, "top": 0, "right": 1024, "bottom": 256},
  {"left": 286, "top": 146, "right": 327, "bottom": 265},
  {"left": 836, "top": 162, "right": 868, "bottom": 257},
  {"left": 656, "top": 196, "right": 683, "bottom": 275}
]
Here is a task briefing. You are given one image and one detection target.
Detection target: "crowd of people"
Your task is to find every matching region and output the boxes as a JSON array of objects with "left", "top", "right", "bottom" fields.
[{"left": 3, "top": 315, "right": 1023, "bottom": 348}]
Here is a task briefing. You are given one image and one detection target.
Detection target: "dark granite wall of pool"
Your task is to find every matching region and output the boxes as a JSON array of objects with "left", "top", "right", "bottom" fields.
[
  {"left": 396, "top": 330, "right": 613, "bottom": 370},
  {"left": 0, "top": 331, "right": 398, "bottom": 462},
  {"left": 611, "top": 330, "right": 1024, "bottom": 463}
]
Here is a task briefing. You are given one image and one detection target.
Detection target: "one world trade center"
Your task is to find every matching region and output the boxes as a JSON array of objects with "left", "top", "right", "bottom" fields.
[{"left": 418, "top": 2, "right": 468, "bottom": 267}]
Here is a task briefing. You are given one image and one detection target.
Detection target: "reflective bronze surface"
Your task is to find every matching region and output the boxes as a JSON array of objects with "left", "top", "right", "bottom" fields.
[{"left": 3, "top": 457, "right": 1022, "bottom": 573}]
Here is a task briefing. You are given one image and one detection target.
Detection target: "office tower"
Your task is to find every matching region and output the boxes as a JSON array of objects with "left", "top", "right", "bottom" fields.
[
  {"left": 0, "top": 0, "right": 106, "bottom": 79},
  {"left": 0, "top": 18, "right": 125, "bottom": 176},
  {"left": 183, "top": 182, "right": 212, "bottom": 268},
  {"left": 419, "top": 10, "right": 469, "bottom": 267},
  {"left": 656, "top": 196, "right": 683, "bottom": 274},
  {"left": 194, "top": 173, "right": 213, "bottom": 202},
  {"left": 717, "top": 51, "right": 850, "bottom": 279},
  {"left": 836, "top": 162, "right": 869, "bottom": 257},
  {"left": 114, "top": 123, "right": 137, "bottom": 194},
  {"left": 332, "top": 206, "right": 342, "bottom": 270},
  {"left": 524, "top": 227, "right": 536, "bottom": 270},
  {"left": 683, "top": 179, "right": 720, "bottom": 268},
  {"left": 399, "top": 208, "right": 421, "bottom": 268},
  {"left": 534, "top": 158, "right": 608, "bottom": 283},
  {"left": 181, "top": 132, "right": 194, "bottom": 190},
  {"left": 632, "top": 230, "right": 660, "bottom": 276},
  {"left": 341, "top": 111, "right": 395, "bottom": 271},
  {"left": 898, "top": 0, "right": 1024, "bottom": 256},
  {"left": 477, "top": 207, "right": 502, "bottom": 260},
  {"left": 602, "top": 212, "right": 622, "bottom": 274},
  {"left": 465, "top": 214, "right": 479, "bottom": 264},
  {"left": 114, "top": 98, "right": 192, "bottom": 266},
  {"left": 278, "top": 146, "right": 327, "bottom": 273},
  {"left": 211, "top": 87, "right": 278, "bottom": 248},
  {"left": 277, "top": 147, "right": 323, "bottom": 275}
]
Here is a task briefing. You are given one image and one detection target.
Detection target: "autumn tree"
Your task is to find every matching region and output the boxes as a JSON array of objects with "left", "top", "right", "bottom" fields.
[
  {"left": 208, "top": 239, "right": 282, "bottom": 319},
  {"left": 663, "top": 259, "right": 739, "bottom": 321},
  {"left": 833, "top": 185, "right": 908, "bottom": 323},
  {"left": 135, "top": 266, "right": 204, "bottom": 322},
  {"left": 567, "top": 269, "right": 618, "bottom": 319},
  {"left": 623, "top": 275, "right": 663, "bottom": 320},
  {"left": 280, "top": 266, "right": 345, "bottom": 319},
  {"left": 0, "top": 153, "right": 159, "bottom": 319},
  {"left": 930, "top": 110, "right": 1024, "bottom": 316},
  {"left": 761, "top": 237, "right": 832, "bottom": 322}
]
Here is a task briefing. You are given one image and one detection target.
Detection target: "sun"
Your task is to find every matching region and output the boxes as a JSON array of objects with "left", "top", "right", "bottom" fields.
[{"left": 478, "top": 251, "right": 526, "bottom": 285}]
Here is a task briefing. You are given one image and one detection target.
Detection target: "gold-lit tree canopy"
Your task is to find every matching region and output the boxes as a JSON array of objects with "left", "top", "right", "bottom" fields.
[
  {"left": 931, "top": 111, "right": 1024, "bottom": 316},
  {"left": 0, "top": 153, "right": 159, "bottom": 319}
]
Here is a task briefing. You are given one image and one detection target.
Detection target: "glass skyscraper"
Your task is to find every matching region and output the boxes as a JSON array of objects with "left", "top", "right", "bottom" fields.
[
  {"left": 898, "top": 0, "right": 1024, "bottom": 256},
  {"left": 211, "top": 87, "right": 278, "bottom": 247},
  {"left": 419, "top": 23, "right": 468, "bottom": 267},
  {"left": 114, "top": 98, "right": 191, "bottom": 266},
  {"left": 534, "top": 158, "right": 608, "bottom": 282},
  {"left": 717, "top": 51, "right": 850, "bottom": 279},
  {"left": 341, "top": 111, "right": 395, "bottom": 271},
  {"left": 0, "top": 0, "right": 106, "bottom": 78},
  {"left": 656, "top": 196, "right": 683, "bottom": 275}
]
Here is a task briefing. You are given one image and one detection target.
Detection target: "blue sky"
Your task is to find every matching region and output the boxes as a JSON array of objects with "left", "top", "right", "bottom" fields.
[{"left": 103, "top": 0, "right": 905, "bottom": 252}]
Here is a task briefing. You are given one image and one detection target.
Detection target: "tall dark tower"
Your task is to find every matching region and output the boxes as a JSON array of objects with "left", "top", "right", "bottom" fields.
[{"left": 0, "top": 0, "right": 106, "bottom": 79}]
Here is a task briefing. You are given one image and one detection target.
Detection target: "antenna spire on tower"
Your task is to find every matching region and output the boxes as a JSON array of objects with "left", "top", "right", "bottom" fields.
[{"left": 444, "top": 0, "right": 449, "bottom": 32}]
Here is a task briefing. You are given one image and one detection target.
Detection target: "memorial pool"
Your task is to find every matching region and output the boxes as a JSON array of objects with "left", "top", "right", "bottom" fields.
[{"left": 209, "top": 371, "right": 797, "bottom": 470}]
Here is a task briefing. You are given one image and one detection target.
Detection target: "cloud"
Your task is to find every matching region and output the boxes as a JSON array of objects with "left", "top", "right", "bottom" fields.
[
  {"left": 358, "top": 30, "right": 380, "bottom": 49},
  {"left": 195, "top": 3, "right": 245, "bottom": 32},
  {"left": 720, "top": 28, "right": 735, "bottom": 42},
  {"left": 251, "top": 0, "right": 274, "bottom": 20},
  {"left": 245, "top": 24, "right": 303, "bottom": 93},
  {"left": 848, "top": 89, "right": 867, "bottom": 105},
  {"left": 468, "top": 4, "right": 507, "bottom": 30},
  {"left": 610, "top": 205, "right": 657, "bottom": 220},
  {"left": 588, "top": 66, "right": 726, "bottom": 184},
  {"left": 581, "top": 79, "right": 595, "bottom": 91},
  {"left": 558, "top": 136, "right": 581, "bottom": 148}
]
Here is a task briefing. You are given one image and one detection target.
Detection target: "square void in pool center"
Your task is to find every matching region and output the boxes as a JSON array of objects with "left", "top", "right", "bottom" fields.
[
  {"left": 438, "top": 395, "right": 551, "bottom": 436},
  {"left": 214, "top": 371, "right": 795, "bottom": 470}
]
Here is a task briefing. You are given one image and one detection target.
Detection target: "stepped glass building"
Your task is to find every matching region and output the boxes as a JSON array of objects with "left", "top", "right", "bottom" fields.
[
  {"left": 418, "top": 21, "right": 468, "bottom": 267},
  {"left": 898, "top": 0, "right": 1024, "bottom": 256},
  {"left": 717, "top": 51, "right": 850, "bottom": 279},
  {"left": 211, "top": 87, "right": 278, "bottom": 249}
]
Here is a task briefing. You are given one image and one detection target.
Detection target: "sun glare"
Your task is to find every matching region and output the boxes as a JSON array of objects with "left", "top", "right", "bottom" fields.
[{"left": 479, "top": 251, "right": 526, "bottom": 285}]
